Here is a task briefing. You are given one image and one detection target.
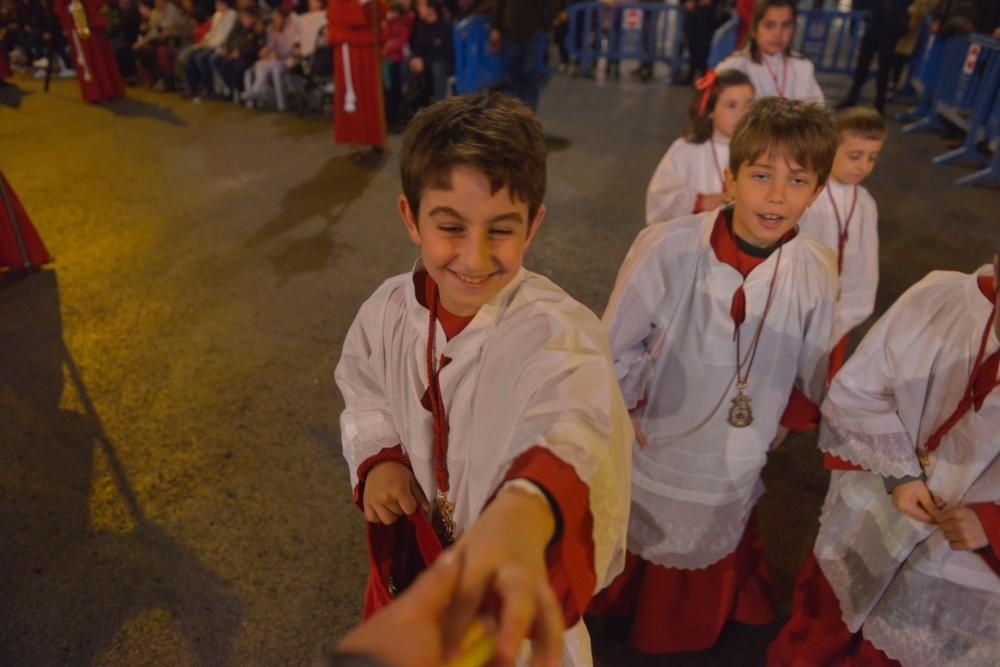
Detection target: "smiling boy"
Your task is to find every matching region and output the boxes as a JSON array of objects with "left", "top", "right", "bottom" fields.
[
  {"left": 588, "top": 97, "right": 839, "bottom": 655},
  {"left": 334, "top": 94, "right": 632, "bottom": 667}
]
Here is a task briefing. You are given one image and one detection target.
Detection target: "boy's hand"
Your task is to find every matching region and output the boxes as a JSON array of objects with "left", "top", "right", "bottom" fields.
[
  {"left": 630, "top": 415, "right": 650, "bottom": 450},
  {"left": 936, "top": 506, "right": 989, "bottom": 551},
  {"left": 770, "top": 426, "right": 790, "bottom": 451},
  {"left": 445, "top": 486, "right": 563, "bottom": 667},
  {"left": 891, "top": 479, "right": 942, "bottom": 524},
  {"left": 363, "top": 461, "right": 430, "bottom": 525}
]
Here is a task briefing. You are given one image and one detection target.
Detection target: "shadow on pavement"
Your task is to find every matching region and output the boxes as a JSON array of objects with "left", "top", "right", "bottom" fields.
[
  {"left": 0, "top": 270, "right": 241, "bottom": 665},
  {"left": 102, "top": 97, "right": 187, "bottom": 126},
  {"left": 0, "top": 81, "right": 31, "bottom": 109}
]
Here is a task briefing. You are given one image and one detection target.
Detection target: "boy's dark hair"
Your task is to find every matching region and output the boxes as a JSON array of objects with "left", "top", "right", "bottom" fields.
[
  {"left": 748, "top": 0, "right": 797, "bottom": 63},
  {"left": 729, "top": 97, "right": 838, "bottom": 189},
  {"left": 832, "top": 107, "right": 887, "bottom": 142},
  {"left": 684, "top": 69, "right": 754, "bottom": 144},
  {"left": 400, "top": 93, "right": 547, "bottom": 221}
]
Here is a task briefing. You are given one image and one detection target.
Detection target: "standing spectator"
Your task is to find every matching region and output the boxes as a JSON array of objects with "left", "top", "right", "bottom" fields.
[
  {"left": 23, "top": 0, "right": 70, "bottom": 72},
  {"left": 680, "top": 0, "right": 720, "bottom": 84},
  {"left": 179, "top": 0, "right": 235, "bottom": 99},
  {"left": 211, "top": 3, "right": 259, "bottom": 98},
  {"left": 134, "top": 0, "right": 191, "bottom": 90},
  {"left": 836, "top": 1, "right": 914, "bottom": 115},
  {"left": 245, "top": 5, "right": 296, "bottom": 110},
  {"left": 295, "top": 0, "right": 326, "bottom": 57},
  {"left": 629, "top": 0, "right": 660, "bottom": 83},
  {"left": 382, "top": 0, "right": 413, "bottom": 130},
  {"left": 409, "top": 0, "right": 451, "bottom": 107},
  {"left": 490, "top": 0, "right": 554, "bottom": 110},
  {"left": 891, "top": 0, "right": 940, "bottom": 97},
  {"left": 109, "top": 0, "right": 142, "bottom": 82}
]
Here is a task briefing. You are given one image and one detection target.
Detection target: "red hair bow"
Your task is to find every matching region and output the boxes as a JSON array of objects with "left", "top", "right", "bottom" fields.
[{"left": 695, "top": 70, "right": 718, "bottom": 117}]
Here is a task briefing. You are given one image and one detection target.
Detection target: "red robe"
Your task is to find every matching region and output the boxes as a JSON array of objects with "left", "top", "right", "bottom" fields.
[
  {"left": 328, "top": 0, "right": 386, "bottom": 148},
  {"left": 0, "top": 172, "right": 52, "bottom": 274},
  {"left": 54, "top": 0, "right": 125, "bottom": 103},
  {"left": 0, "top": 49, "right": 11, "bottom": 81}
]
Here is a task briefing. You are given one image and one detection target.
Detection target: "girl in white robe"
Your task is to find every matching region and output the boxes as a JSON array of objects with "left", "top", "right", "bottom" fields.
[
  {"left": 717, "top": 0, "right": 825, "bottom": 104},
  {"left": 769, "top": 263, "right": 1000, "bottom": 666},
  {"left": 645, "top": 69, "right": 754, "bottom": 226}
]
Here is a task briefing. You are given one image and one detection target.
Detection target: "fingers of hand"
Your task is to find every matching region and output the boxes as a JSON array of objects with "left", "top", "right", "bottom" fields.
[
  {"left": 493, "top": 565, "right": 537, "bottom": 665},
  {"left": 372, "top": 501, "right": 403, "bottom": 525},
  {"left": 529, "top": 583, "right": 564, "bottom": 667}
]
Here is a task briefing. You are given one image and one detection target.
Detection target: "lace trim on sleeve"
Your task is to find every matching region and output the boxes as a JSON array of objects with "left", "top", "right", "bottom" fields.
[{"left": 818, "top": 419, "right": 922, "bottom": 479}]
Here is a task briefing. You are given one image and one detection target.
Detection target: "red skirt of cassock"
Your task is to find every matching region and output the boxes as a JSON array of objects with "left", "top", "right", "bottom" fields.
[
  {"left": 0, "top": 173, "right": 52, "bottom": 273},
  {"left": 333, "top": 43, "right": 385, "bottom": 148},
  {"left": 0, "top": 50, "right": 11, "bottom": 80},
  {"left": 767, "top": 553, "right": 901, "bottom": 667},
  {"left": 67, "top": 31, "right": 125, "bottom": 103},
  {"left": 588, "top": 511, "right": 775, "bottom": 654}
]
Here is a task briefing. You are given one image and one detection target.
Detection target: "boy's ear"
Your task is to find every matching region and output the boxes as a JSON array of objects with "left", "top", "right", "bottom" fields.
[
  {"left": 399, "top": 194, "right": 422, "bottom": 246},
  {"left": 525, "top": 204, "right": 546, "bottom": 249},
  {"left": 723, "top": 168, "right": 736, "bottom": 198}
]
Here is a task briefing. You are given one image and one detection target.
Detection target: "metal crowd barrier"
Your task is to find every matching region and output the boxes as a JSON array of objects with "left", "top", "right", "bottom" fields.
[
  {"left": 794, "top": 10, "right": 869, "bottom": 76},
  {"left": 565, "top": 2, "right": 685, "bottom": 79},
  {"left": 452, "top": 15, "right": 551, "bottom": 96},
  {"left": 902, "top": 32, "right": 1000, "bottom": 186},
  {"left": 708, "top": 13, "right": 738, "bottom": 70}
]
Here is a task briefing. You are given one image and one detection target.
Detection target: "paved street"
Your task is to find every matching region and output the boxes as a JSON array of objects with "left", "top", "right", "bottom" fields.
[{"left": 1, "top": 70, "right": 997, "bottom": 666}]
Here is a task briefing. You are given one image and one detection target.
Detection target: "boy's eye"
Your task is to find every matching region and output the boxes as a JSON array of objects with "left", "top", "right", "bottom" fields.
[
  {"left": 438, "top": 224, "right": 463, "bottom": 234},
  {"left": 490, "top": 228, "right": 514, "bottom": 237}
]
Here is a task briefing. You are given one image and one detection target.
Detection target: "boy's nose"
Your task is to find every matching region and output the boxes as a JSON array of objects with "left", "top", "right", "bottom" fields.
[
  {"left": 459, "top": 234, "right": 493, "bottom": 273},
  {"left": 766, "top": 181, "right": 786, "bottom": 203}
]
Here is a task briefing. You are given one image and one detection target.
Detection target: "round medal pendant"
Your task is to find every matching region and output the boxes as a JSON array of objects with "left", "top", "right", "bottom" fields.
[{"left": 728, "top": 382, "right": 754, "bottom": 428}]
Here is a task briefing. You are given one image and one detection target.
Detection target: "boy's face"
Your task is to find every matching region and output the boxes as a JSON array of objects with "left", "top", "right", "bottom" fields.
[
  {"left": 712, "top": 84, "right": 754, "bottom": 139},
  {"left": 725, "top": 150, "right": 822, "bottom": 248},
  {"left": 400, "top": 166, "right": 545, "bottom": 317},
  {"left": 754, "top": 7, "right": 795, "bottom": 56},
  {"left": 830, "top": 133, "right": 884, "bottom": 186}
]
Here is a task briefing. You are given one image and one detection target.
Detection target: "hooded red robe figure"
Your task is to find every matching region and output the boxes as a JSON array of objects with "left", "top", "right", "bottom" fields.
[
  {"left": 0, "top": 171, "right": 52, "bottom": 275},
  {"left": 328, "top": 0, "right": 386, "bottom": 149},
  {"left": 0, "top": 49, "right": 11, "bottom": 81},
  {"left": 54, "top": 0, "right": 125, "bottom": 103}
]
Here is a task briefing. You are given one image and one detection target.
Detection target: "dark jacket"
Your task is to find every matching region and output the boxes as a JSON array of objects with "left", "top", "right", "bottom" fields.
[
  {"left": 410, "top": 16, "right": 454, "bottom": 63},
  {"left": 492, "top": 0, "right": 554, "bottom": 42}
]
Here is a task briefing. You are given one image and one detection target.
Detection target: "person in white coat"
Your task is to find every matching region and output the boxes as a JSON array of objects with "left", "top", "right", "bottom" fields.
[
  {"left": 588, "top": 97, "right": 838, "bottom": 655},
  {"left": 769, "top": 258, "right": 1000, "bottom": 666},
  {"left": 717, "top": 0, "right": 825, "bottom": 104},
  {"left": 645, "top": 68, "right": 754, "bottom": 226},
  {"left": 335, "top": 93, "right": 633, "bottom": 667},
  {"left": 798, "top": 107, "right": 885, "bottom": 378}
]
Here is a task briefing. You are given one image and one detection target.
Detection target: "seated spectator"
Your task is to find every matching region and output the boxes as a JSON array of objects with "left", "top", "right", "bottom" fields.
[
  {"left": 109, "top": 0, "right": 143, "bottom": 83},
  {"left": 180, "top": 0, "right": 236, "bottom": 100},
  {"left": 409, "top": 0, "right": 452, "bottom": 107},
  {"left": 295, "top": 0, "right": 325, "bottom": 58},
  {"left": 382, "top": 0, "right": 414, "bottom": 131},
  {"left": 245, "top": 5, "right": 296, "bottom": 110},
  {"left": 211, "top": 3, "right": 260, "bottom": 98},
  {"left": 134, "top": 0, "right": 192, "bottom": 91}
]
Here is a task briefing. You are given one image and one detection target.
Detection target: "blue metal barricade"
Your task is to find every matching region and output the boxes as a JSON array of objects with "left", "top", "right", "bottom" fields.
[
  {"left": 452, "top": 16, "right": 550, "bottom": 96},
  {"left": 794, "top": 10, "right": 869, "bottom": 76},
  {"left": 708, "top": 13, "right": 738, "bottom": 70},
  {"left": 896, "top": 18, "right": 934, "bottom": 102},
  {"left": 565, "top": 2, "right": 685, "bottom": 79},
  {"left": 902, "top": 35, "right": 970, "bottom": 133},
  {"left": 955, "top": 88, "right": 1000, "bottom": 186},
  {"left": 453, "top": 15, "right": 502, "bottom": 95},
  {"left": 931, "top": 35, "right": 1000, "bottom": 179}
]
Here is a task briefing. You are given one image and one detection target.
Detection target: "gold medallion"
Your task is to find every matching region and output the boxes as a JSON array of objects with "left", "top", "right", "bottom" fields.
[
  {"left": 432, "top": 489, "right": 456, "bottom": 546},
  {"left": 728, "top": 381, "right": 754, "bottom": 428},
  {"left": 917, "top": 447, "right": 930, "bottom": 471}
]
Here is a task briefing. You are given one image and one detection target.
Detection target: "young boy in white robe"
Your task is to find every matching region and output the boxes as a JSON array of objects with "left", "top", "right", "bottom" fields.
[
  {"left": 718, "top": 0, "right": 825, "bottom": 104},
  {"left": 798, "top": 107, "right": 885, "bottom": 377},
  {"left": 646, "top": 69, "right": 754, "bottom": 225},
  {"left": 769, "top": 258, "right": 1000, "bottom": 666},
  {"left": 334, "top": 93, "right": 633, "bottom": 667},
  {"left": 588, "top": 97, "right": 839, "bottom": 654}
]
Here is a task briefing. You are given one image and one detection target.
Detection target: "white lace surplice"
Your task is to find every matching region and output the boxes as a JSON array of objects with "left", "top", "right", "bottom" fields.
[
  {"left": 336, "top": 265, "right": 634, "bottom": 667},
  {"left": 646, "top": 137, "right": 730, "bottom": 226},
  {"left": 605, "top": 212, "right": 837, "bottom": 568},
  {"left": 815, "top": 266, "right": 1000, "bottom": 665}
]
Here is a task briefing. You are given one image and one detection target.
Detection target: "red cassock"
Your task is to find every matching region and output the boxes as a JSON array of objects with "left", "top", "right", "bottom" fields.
[
  {"left": 54, "top": 0, "right": 125, "bottom": 103},
  {"left": 328, "top": 0, "right": 386, "bottom": 148},
  {"left": 0, "top": 172, "right": 52, "bottom": 274},
  {"left": 0, "top": 49, "right": 11, "bottom": 81}
]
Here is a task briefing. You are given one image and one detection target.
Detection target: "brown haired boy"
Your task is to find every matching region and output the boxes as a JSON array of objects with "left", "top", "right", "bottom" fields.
[
  {"left": 589, "top": 97, "right": 839, "bottom": 655},
  {"left": 799, "top": 107, "right": 887, "bottom": 377},
  {"left": 334, "top": 93, "right": 632, "bottom": 667}
]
